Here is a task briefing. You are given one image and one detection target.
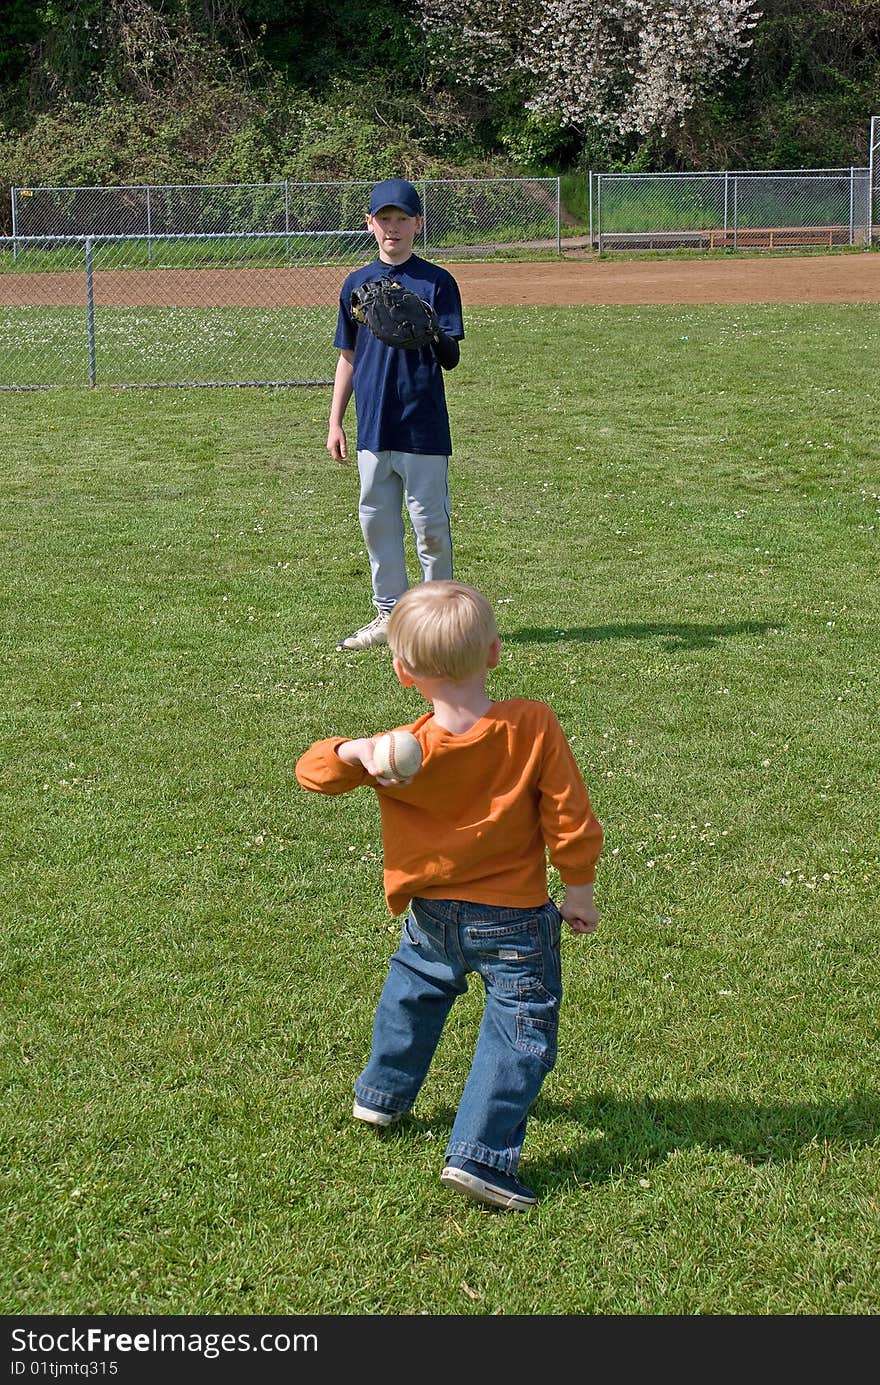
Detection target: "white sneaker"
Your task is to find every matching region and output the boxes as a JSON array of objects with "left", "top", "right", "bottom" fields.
[
  {"left": 353, "top": 1100, "right": 403, "bottom": 1127},
  {"left": 337, "top": 612, "right": 389, "bottom": 651}
]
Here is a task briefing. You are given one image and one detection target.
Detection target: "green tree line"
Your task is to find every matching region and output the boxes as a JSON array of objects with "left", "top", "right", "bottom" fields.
[{"left": 0, "top": 0, "right": 877, "bottom": 232}]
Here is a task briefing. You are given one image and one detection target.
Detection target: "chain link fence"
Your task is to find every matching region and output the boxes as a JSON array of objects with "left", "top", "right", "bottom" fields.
[
  {"left": 1, "top": 177, "right": 560, "bottom": 389},
  {"left": 591, "top": 167, "right": 873, "bottom": 251},
  {"left": 8, "top": 178, "right": 562, "bottom": 253},
  {"left": 2, "top": 150, "right": 877, "bottom": 390}
]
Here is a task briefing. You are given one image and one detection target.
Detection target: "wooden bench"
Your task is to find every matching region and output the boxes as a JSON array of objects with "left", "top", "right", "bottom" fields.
[{"left": 708, "top": 226, "right": 836, "bottom": 250}]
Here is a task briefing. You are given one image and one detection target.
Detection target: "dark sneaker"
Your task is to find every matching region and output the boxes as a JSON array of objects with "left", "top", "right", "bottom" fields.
[
  {"left": 352, "top": 1099, "right": 403, "bottom": 1127},
  {"left": 440, "top": 1157, "right": 538, "bottom": 1211},
  {"left": 337, "top": 613, "right": 389, "bottom": 651}
]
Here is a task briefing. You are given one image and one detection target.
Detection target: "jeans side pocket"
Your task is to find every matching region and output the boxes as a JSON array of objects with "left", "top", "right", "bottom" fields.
[
  {"left": 403, "top": 910, "right": 426, "bottom": 948},
  {"left": 515, "top": 1010, "right": 559, "bottom": 1071},
  {"left": 406, "top": 899, "right": 446, "bottom": 953},
  {"left": 543, "top": 902, "right": 563, "bottom": 999}
]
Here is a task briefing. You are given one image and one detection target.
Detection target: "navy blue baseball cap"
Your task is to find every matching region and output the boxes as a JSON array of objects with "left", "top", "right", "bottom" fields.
[{"left": 369, "top": 178, "right": 423, "bottom": 217}]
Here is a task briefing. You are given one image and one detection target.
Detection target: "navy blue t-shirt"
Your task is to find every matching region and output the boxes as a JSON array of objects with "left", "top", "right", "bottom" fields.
[{"left": 334, "top": 255, "right": 465, "bottom": 456}]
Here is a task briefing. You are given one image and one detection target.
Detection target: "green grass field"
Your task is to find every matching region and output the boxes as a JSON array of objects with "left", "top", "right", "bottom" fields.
[
  {"left": 0, "top": 305, "right": 338, "bottom": 389},
  {"left": 1, "top": 303, "right": 879, "bottom": 1316}
]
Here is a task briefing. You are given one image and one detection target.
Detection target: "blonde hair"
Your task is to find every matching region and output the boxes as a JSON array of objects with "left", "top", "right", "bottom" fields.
[{"left": 387, "top": 581, "right": 498, "bottom": 680}]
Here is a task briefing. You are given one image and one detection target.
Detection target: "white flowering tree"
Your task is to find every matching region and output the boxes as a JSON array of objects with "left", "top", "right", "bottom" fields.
[{"left": 416, "top": 0, "right": 762, "bottom": 138}]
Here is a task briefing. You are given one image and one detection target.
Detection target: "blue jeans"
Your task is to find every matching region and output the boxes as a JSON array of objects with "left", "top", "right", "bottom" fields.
[{"left": 354, "top": 896, "right": 563, "bottom": 1174}]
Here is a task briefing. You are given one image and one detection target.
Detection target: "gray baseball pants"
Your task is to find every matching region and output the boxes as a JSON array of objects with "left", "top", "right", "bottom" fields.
[{"left": 356, "top": 449, "right": 453, "bottom": 615}]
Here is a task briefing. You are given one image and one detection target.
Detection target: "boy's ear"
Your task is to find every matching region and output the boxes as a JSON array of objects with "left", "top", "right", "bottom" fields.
[
  {"left": 487, "top": 637, "right": 501, "bottom": 669},
  {"left": 393, "top": 655, "right": 416, "bottom": 688}
]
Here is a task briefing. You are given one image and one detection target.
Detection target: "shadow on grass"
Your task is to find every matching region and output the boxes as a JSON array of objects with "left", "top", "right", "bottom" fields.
[
  {"left": 405, "top": 1091, "right": 879, "bottom": 1191},
  {"left": 504, "top": 620, "right": 777, "bottom": 652}
]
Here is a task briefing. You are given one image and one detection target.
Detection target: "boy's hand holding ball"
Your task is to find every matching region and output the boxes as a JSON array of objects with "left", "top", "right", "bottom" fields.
[
  {"left": 372, "top": 730, "right": 423, "bottom": 783},
  {"left": 336, "top": 730, "right": 423, "bottom": 785}
]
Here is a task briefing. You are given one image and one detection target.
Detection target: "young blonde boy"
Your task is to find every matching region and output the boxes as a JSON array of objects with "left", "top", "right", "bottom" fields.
[{"left": 295, "top": 581, "right": 602, "bottom": 1211}]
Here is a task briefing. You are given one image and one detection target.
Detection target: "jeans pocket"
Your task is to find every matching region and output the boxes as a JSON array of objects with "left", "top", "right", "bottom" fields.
[
  {"left": 476, "top": 939, "right": 543, "bottom": 994},
  {"left": 406, "top": 899, "right": 446, "bottom": 953},
  {"left": 547, "top": 900, "right": 563, "bottom": 949},
  {"left": 403, "top": 912, "right": 423, "bottom": 947},
  {"left": 410, "top": 897, "right": 450, "bottom": 928},
  {"left": 543, "top": 902, "right": 563, "bottom": 998},
  {"left": 515, "top": 998, "right": 559, "bottom": 1071}
]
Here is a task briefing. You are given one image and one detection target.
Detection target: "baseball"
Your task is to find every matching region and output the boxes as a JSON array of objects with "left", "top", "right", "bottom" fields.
[{"left": 373, "top": 730, "right": 423, "bottom": 782}]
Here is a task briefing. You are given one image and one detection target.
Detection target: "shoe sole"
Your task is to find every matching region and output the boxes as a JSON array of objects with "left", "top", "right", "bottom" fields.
[
  {"left": 353, "top": 1101, "right": 403, "bottom": 1127},
  {"left": 336, "top": 623, "right": 389, "bottom": 652},
  {"left": 440, "top": 1165, "right": 537, "bottom": 1211}
]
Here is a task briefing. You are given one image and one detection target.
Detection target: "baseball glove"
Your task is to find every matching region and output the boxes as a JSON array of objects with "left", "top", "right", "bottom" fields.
[{"left": 350, "top": 278, "right": 441, "bottom": 351}]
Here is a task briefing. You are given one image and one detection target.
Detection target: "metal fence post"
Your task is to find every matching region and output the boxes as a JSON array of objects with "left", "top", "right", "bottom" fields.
[
  {"left": 556, "top": 176, "right": 561, "bottom": 254},
  {"left": 146, "top": 185, "right": 153, "bottom": 263},
  {"left": 11, "top": 187, "right": 18, "bottom": 261},
  {"left": 85, "top": 237, "right": 97, "bottom": 387},
  {"left": 588, "top": 171, "right": 593, "bottom": 248},
  {"left": 733, "top": 176, "right": 739, "bottom": 249},
  {"left": 724, "top": 171, "right": 729, "bottom": 241},
  {"left": 849, "top": 166, "right": 855, "bottom": 245},
  {"left": 596, "top": 175, "right": 602, "bottom": 254},
  {"left": 869, "top": 115, "right": 877, "bottom": 248},
  {"left": 285, "top": 179, "right": 290, "bottom": 259},
  {"left": 422, "top": 182, "right": 428, "bottom": 251}
]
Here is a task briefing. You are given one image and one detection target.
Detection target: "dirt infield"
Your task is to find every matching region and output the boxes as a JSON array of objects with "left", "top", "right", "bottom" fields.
[
  {"left": 453, "top": 253, "right": 880, "bottom": 305},
  {"left": 1, "top": 252, "right": 879, "bottom": 309}
]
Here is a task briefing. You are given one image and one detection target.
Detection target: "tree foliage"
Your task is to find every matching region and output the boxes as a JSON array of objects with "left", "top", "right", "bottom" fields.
[
  {"left": 416, "top": 0, "right": 762, "bottom": 140},
  {"left": 0, "top": 0, "right": 877, "bottom": 209},
  {"left": 670, "top": 0, "right": 880, "bottom": 168}
]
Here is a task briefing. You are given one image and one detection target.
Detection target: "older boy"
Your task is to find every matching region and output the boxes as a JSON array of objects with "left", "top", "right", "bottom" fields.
[
  {"left": 295, "top": 581, "right": 603, "bottom": 1211},
  {"left": 327, "top": 179, "right": 464, "bottom": 652}
]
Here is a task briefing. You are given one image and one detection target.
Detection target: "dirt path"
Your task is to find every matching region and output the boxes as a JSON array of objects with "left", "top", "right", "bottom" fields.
[
  {"left": 1, "top": 252, "right": 878, "bottom": 308},
  {"left": 450, "top": 252, "right": 880, "bottom": 305}
]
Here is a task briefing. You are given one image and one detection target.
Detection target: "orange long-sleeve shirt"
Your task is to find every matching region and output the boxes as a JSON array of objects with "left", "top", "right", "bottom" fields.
[{"left": 295, "top": 698, "right": 603, "bottom": 917}]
